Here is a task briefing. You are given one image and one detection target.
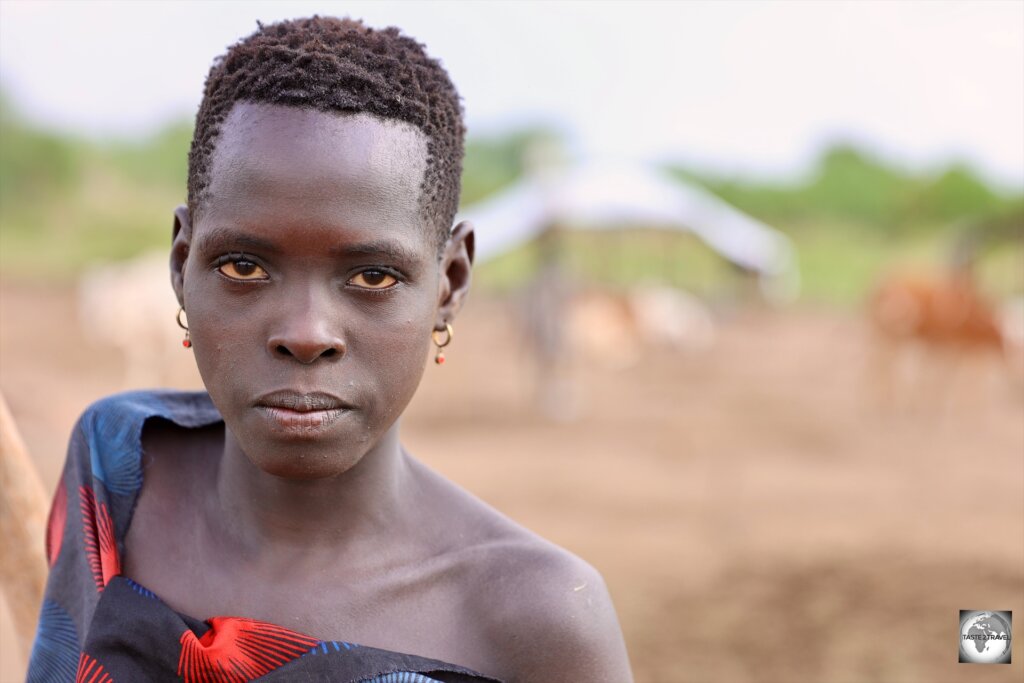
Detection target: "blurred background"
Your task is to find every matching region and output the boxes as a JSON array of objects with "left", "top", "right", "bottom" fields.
[{"left": 1, "top": 1, "right": 1022, "bottom": 681}]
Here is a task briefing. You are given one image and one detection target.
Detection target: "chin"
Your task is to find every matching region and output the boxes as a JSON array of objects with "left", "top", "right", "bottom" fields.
[
  {"left": 248, "top": 443, "right": 365, "bottom": 481},
  {"left": 226, "top": 402, "right": 376, "bottom": 479}
]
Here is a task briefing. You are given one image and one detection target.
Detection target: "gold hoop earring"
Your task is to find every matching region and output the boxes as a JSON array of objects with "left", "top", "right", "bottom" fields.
[
  {"left": 432, "top": 323, "right": 453, "bottom": 365},
  {"left": 176, "top": 306, "right": 191, "bottom": 349}
]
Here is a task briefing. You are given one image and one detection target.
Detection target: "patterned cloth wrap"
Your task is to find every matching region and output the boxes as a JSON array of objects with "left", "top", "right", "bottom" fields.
[{"left": 27, "top": 390, "right": 502, "bottom": 683}]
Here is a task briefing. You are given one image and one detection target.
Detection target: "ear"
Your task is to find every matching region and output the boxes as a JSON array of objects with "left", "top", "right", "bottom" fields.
[
  {"left": 170, "top": 205, "right": 192, "bottom": 307},
  {"left": 435, "top": 220, "right": 474, "bottom": 329}
]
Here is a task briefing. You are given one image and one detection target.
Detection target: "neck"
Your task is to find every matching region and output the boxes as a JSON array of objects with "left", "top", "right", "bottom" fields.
[{"left": 210, "top": 420, "right": 412, "bottom": 556}]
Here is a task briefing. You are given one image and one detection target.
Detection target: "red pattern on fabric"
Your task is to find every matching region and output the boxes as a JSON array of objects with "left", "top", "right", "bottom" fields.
[
  {"left": 46, "top": 480, "right": 68, "bottom": 567},
  {"left": 76, "top": 652, "right": 114, "bottom": 683},
  {"left": 79, "top": 485, "right": 121, "bottom": 591},
  {"left": 177, "top": 617, "right": 320, "bottom": 683}
]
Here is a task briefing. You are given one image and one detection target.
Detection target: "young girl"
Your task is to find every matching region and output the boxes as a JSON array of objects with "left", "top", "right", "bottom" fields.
[{"left": 28, "top": 16, "right": 632, "bottom": 683}]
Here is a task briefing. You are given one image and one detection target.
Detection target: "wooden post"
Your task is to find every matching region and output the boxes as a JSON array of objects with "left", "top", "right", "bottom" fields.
[{"left": 0, "top": 391, "right": 48, "bottom": 661}]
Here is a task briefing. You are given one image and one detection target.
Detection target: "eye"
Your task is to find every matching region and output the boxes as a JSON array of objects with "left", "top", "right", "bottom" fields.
[
  {"left": 218, "top": 258, "right": 268, "bottom": 281},
  {"left": 348, "top": 269, "right": 398, "bottom": 290}
]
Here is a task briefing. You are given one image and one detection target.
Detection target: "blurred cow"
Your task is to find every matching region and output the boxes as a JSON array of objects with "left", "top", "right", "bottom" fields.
[
  {"left": 78, "top": 251, "right": 183, "bottom": 388},
  {"left": 522, "top": 281, "right": 717, "bottom": 419},
  {"left": 567, "top": 286, "right": 716, "bottom": 370},
  {"left": 867, "top": 268, "right": 1023, "bottom": 410}
]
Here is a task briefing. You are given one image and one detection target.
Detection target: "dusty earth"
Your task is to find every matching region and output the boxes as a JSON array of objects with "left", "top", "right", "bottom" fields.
[{"left": 1, "top": 281, "right": 1022, "bottom": 683}]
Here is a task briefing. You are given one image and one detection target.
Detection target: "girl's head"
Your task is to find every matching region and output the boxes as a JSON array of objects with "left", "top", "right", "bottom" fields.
[
  {"left": 170, "top": 17, "right": 473, "bottom": 480},
  {"left": 187, "top": 16, "right": 465, "bottom": 249}
]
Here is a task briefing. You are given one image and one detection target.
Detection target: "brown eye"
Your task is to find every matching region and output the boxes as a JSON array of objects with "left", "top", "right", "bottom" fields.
[
  {"left": 218, "top": 260, "right": 268, "bottom": 280},
  {"left": 349, "top": 270, "right": 398, "bottom": 289}
]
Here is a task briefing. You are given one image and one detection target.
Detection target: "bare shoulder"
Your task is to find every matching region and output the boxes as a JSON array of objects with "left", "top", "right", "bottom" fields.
[
  {"left": 410, "top": 459, "right": 634, "bottom": 682},
  {"left": 473, "top": 534, "right": 633, "bottom": 683}
]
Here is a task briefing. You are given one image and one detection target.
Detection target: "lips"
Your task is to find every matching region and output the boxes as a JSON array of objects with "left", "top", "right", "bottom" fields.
[
  {"left": 254, "top": 390, "right": 352, "bottom": 434},
  {"left": 256, "top": 390, "right": 351, "bottom": 412}
]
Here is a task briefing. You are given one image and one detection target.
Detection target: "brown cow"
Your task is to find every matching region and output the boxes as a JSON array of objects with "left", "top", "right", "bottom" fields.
[{"left": 867, "top": 267, "right": 1020, "bottom": 411}]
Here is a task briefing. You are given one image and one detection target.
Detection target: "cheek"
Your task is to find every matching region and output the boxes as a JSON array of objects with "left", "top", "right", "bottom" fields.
[
  {"left": 181, "top": 280, "right": 259, "bottom": 401},
  {"left": 365, "top": 314, "right": 435, "bottom": 411}
]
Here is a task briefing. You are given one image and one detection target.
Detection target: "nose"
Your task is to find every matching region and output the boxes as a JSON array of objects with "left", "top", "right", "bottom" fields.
[{"left": 267, "top": 293, "right": 346, "bottom": 364}]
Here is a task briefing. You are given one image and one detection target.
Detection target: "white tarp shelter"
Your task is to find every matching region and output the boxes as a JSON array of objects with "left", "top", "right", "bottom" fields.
[{"left": 458, "top": 163, "right": 799, "bottom": 298}]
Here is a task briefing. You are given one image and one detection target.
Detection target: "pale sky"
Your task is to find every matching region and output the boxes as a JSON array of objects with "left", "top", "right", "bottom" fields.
[{"left": 1, "top": 0, "right": 1022, "bottom": 188}]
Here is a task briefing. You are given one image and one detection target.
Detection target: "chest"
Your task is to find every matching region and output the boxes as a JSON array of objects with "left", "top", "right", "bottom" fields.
[
  {"left": 121, "top": 482, "right": 484, "bottom": 662},
  {"left": 122, "top": 425, "right": 500, "bottom": 671}
]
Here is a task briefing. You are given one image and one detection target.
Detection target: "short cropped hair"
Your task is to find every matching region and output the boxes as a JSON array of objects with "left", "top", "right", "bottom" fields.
[{"left": 188, "top": 16, "right": 465, "bottom": 249}]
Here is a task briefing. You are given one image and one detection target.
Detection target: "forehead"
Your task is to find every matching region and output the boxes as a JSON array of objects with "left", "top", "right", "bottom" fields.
[{"left": 201, "top": 102, "right": 429, "bottom": 237}]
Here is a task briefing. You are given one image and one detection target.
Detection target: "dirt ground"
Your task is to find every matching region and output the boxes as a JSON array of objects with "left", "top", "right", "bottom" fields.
[{"left": 1, "top": 281, "right": 1021, "bottom": 683}]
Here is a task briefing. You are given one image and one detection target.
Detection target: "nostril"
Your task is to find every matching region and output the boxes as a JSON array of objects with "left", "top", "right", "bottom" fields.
[{"left": 271, "top": 343, "right": 342, "bottom": 361}]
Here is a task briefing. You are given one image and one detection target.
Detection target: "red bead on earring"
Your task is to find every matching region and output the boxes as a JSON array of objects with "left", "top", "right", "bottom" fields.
[
  {"left": 432, "top": 323, "right": 453, "bottom": 365},
  {"left": 176, "top": 307, "right": 192, "bottom": 350}
]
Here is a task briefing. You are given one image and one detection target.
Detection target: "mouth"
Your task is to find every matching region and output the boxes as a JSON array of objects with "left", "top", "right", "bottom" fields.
[{"left": 254, "top": 390, "right": 352, "bottom": 433}]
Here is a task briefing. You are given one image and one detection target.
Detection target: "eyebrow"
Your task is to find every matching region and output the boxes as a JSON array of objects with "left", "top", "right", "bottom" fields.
[
  {"left": 197, "top": 227, "right": 420, "bottom": 264},
  {"left": 196, "top": 227, "right": 280, "bottom": 255},
  {"left": 331, "top": 239, "right": 420, "bottom": 264}
]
